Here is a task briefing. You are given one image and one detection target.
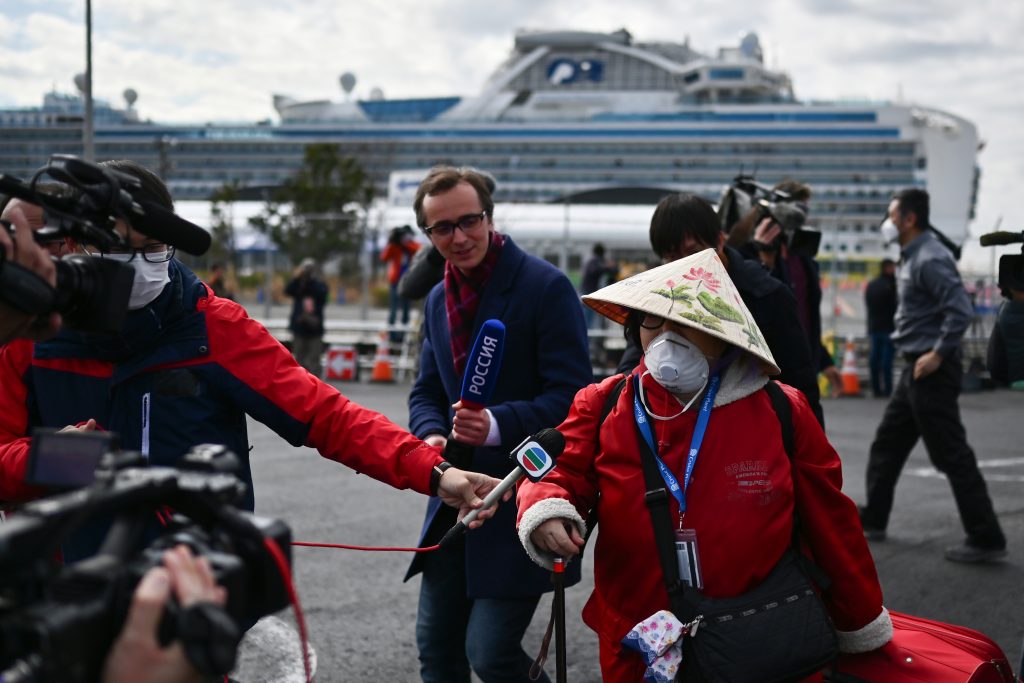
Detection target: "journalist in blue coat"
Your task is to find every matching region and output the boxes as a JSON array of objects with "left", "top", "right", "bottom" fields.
[{"left": 406, "top": 167, "right": 591, "bottom": 683}]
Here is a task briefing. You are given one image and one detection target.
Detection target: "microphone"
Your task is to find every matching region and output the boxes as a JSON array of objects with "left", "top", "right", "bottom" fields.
[
  {"left": 979, "top": 231, "right": 1024, "bottom": 247},
  {"left": 439, "top": 428, "right": 565, "bottom": 548},
  {"left": 134, "top": 200, "right": 212, "bottom": 256},
  {"left": 444, "top": 319, "right": 506, "bottom": 468}
]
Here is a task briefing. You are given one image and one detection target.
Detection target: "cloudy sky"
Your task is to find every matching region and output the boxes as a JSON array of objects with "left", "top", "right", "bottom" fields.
[{"left": 2, "top": 0, "right": 1021, "bottom": 271}]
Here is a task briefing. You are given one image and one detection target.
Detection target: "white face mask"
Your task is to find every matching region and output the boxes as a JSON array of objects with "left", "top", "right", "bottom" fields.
[
  {"left": 880, "top": 218, "right": 900, "bottom": 246},
  {"left": 641, "top": 330, "right": 710, "bottom": 419},
  {"left": 100, "top": 252, "right": 172, "bottom": 309}
]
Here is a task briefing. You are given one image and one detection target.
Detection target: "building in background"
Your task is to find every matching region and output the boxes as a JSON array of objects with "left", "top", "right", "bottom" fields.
[{"left": 0, "top": 29, "right": 979, "bottom": 270}]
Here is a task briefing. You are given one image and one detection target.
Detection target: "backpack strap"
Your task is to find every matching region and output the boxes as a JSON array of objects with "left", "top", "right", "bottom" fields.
[{"left": 582, "top": 375, "right": 628, "bottom": 547}]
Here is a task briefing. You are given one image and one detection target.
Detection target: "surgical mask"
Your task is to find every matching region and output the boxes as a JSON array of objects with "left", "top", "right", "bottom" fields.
[
  {"left": 880, "top": 218, "right": 899, "bottom": 246},
  {"left": 641, "top": 331, "right": 710, "bottom": 419},
  {"left": 100, "top": 252, "right": 171, "bottom": 309}
]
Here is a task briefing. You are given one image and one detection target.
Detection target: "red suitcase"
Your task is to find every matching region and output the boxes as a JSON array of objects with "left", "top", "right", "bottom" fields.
[{"left": 827, "top": 611, "right": 1015, "bottom": 682}]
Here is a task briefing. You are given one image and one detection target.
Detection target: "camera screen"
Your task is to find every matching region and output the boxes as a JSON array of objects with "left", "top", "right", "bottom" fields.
[{"left": 26, "top": 428, "right": 117, "bottom": 489}]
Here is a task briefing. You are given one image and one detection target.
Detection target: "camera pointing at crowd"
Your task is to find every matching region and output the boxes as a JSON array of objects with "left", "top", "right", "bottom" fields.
[
  {"left": 0, "top": 155, "right": 210, "bottom": 334},
  {"left": 0, "top": 440, "right": 291, "bottom": 683},
  {"left": 440, "top": 427, "right": 565, "bottom": 549}
]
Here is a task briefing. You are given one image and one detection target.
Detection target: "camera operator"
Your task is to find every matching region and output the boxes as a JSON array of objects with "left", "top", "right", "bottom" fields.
[
  {"left": 731, "top": 180, "right": 843, "bottom": 401},
  {"left": 0, "top": 159, "right": 504, "bottom": 563},
  {"left": 103, "top": 545, "right": 226, "bottom": 683},
  {"left": 987, "top": 254, "right": 1024, "bottom": 385},
  {"left": 0, "top": 201, "right": 61, "bottom": 344}
]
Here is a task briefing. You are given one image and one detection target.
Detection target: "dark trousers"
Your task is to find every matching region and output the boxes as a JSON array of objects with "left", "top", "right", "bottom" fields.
[
  {"left": 863, "top": 352, "right": 1005, "bottom": 548},
  {"left": 868, "top": 332, "right": 895, "bottom": 397},
  {"left": 416, "top": 541, "right": 549, "bottom": 683}
]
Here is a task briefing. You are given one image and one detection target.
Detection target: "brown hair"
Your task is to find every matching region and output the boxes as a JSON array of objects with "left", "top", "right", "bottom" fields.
[{"left": 413, "top": 166, "right": 494, "bottom": 228}]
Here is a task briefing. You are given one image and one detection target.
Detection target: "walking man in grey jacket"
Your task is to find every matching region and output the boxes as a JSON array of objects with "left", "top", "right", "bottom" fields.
[{"left": 859, "top": 188, "right": 1006, "bottom": 563}]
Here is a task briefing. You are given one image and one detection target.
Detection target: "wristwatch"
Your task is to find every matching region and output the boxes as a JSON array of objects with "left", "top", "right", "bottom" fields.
[{"left": 430, "top": 461, "right": 454, "bottom": 496}]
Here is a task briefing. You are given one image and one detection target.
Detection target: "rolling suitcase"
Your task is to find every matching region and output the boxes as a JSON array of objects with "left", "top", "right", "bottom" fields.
[{"left": 826, "top": 611, "right": 1015, "bottom": 682}]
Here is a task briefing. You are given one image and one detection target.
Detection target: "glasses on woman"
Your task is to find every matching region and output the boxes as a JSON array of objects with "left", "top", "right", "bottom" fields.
[
  {"left": 83, "top": 242, "right": 175, "bottom": 263},
  {"left": 423, "top": 212, "right": 488, "bottom": 239},
  {"left": 640, "top": 313, "right": 667, "bottom": 330}
]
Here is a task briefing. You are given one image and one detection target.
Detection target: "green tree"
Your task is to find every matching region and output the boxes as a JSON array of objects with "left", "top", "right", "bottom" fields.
[
  {"left": 208, "top": 180, "right": 240, "bottom": 267},
  {"left": 250, "top": 144, "right": 373, "bottom": 270}
]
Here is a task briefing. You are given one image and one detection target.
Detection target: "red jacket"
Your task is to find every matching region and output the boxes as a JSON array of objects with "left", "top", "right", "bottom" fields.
[
  {"left": 517, "top": 368, "right": 887, "bottom": 682},
  {"left": 0, "top": 263, "right": 439, "bottom": 549}
]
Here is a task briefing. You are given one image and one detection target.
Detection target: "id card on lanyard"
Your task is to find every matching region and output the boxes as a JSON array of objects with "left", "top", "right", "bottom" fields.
[{"left": 633, "top": 373, "right": 720, "bottom": 589}]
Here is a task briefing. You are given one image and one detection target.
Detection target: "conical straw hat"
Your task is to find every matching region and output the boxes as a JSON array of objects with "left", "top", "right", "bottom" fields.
[{"left": 583, "top": 248, "right": 780, "bottom": 375}]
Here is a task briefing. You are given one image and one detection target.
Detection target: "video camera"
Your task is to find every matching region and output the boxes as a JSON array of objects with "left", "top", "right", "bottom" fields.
[
  {"left": 979, "top": 229, "right": 1024, "bottom": 296},
  {"left": 0, "top": 155, "right": 211, "bottom": 333},
  {"left": 718, "top": 174, "right": 821, "bottom": 257},
  {"left": 0, "top": 437, "right": 291, "bottom": 683}
]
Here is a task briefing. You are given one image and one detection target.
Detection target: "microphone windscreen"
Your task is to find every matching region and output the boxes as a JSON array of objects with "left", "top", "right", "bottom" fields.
[
  {"left": 979, "top": 231, "right": 1024, "bottom": 247},
  {"left": 136, "top": 200, "right": 212, "bottom": 256},
  {"left": 533, "top": 428, "right": 566, "bottom": 459},
  {"left": 459, "top": 319, "right": 506, "bottom": 408}
]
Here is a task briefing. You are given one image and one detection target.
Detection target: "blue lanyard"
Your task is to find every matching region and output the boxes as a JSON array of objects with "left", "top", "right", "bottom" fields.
[{"left": 633, "top": 373, "right": 720, "bottom": 516}]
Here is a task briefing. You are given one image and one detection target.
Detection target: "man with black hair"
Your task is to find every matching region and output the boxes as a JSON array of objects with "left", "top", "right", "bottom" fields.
[
  {"left": 987, "top": 258, "right": 1024, "bottom": 385},
  {"left": 731, "top": 180, "right": 842, "bottom": 396},
  {"left": 860, "top": 188, "right": 1006, "bottom": 563},
  {"left": 616, "top": 193, "right": 824, "bottom": 423}
]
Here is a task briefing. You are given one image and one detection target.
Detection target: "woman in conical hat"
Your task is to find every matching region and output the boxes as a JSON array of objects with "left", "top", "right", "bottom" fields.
[{"left": 515, "top": 249, "right": 892, "bottom": 682}]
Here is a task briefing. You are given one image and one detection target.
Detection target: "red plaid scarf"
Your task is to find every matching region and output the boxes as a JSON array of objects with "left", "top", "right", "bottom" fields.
[{"left": 445, "top": 232, "right": 506, "bottom": 376}]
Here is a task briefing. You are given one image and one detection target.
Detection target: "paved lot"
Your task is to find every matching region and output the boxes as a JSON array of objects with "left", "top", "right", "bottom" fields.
[{"left": 240, "top": 381, "right": 1023, "bottom": 682}]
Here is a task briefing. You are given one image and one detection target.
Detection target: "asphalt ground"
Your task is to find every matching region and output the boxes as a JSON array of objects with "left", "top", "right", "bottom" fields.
[{"left": 235, "top": 379, "right": 1024, "bottom": 683}]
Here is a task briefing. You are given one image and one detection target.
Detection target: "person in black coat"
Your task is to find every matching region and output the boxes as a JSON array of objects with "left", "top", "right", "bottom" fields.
[
  {"left": 864, "top": 258, "right": 898, "bottom": 396},
  {"left": 616, "top": 193, "right": 824, "bottom": 423}
]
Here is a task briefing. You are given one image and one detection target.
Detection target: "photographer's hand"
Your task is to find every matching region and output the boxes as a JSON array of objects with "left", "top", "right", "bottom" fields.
[
  {"left": 0, "top": 204, "right": 60, "bottom": 343},
  {"left": 102, "top": 546, "right": 227, "bottom": 683}
]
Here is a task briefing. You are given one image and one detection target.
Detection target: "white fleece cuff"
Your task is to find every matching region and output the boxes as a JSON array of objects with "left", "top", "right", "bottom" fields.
[
  {"left": 517, "top": 498, "right": 587, "bottom": 571},
  {"left": 837, "top": 607, "right": 893, "bottom": 653}
]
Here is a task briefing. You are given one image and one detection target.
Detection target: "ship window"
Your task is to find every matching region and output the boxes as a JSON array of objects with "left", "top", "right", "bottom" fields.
[
  {"left": 683, "top": 72, "right": 700, "bottom": 84},
  {"left": 511, "top": 91, "right": 531, "bottom": 106},
  {"left": 709, "top": 68, "right": 744, "bottom": 80}
]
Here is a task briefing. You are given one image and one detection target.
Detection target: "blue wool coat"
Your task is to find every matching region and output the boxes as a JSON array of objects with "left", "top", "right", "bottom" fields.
[{"left": 406, "top": 236, "right": 591, "bottom": 598}]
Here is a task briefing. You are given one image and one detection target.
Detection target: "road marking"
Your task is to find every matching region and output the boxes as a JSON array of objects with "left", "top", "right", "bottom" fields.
[{"left": 906, "top": 457, "right": 1024, "bottom": 483}]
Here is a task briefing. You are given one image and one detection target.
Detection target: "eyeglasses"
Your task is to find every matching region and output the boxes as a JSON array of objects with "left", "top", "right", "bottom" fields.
[
  {"left": 83, "top": 243, "right": 175, "bottom": 263},
  {"left": 423, "top": 212, "right": 488, "bottom": 239},
  {"left": 640, "top": 313, "right": 667, "bottom": 330}
]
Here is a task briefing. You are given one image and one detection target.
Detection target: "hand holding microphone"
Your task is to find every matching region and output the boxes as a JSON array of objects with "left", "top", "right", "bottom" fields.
[{"left": 439, "top": 428, "right": 565, "bottom": 548}]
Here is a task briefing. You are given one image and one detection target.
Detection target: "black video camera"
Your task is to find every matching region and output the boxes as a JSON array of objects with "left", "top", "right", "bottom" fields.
[
  {"left": 718, "top": 175, "right": 821, "bottom": 257},
  {"left": 979, "top": 229, "right": 1024, "bottom": 296},
  {"left": 0, "top": 438, "right": 291, "bottom": 683},
  {"left": 0, "top": 155, "right": 211, "bottom": 333}
]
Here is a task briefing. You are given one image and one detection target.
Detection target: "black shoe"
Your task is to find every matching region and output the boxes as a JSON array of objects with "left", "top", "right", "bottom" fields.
[
  {"left": 944, "top": 542, "right": 1007, "bottom": 564},
  {"left": 857, "top": 506, "right": 887, "bottom": 541}
]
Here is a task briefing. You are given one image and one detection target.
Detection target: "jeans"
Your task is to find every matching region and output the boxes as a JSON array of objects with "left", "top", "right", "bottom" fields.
[
  {"left": 868, "top": 332, "right": 895, "bottom": 397},
  {"left": 388, "top": 283, "right": 411, "bottom": 344},
  {"left": 862, "top": 352, "right": 1006, "bottom": 548},
  {"left": 416, "top": 541, "right": 549, "bottom": 683}
]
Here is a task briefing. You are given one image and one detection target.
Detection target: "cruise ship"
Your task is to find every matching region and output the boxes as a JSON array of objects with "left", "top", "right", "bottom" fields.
[{"left": 0, "top": 29, "right": 980, "bottom": 265}]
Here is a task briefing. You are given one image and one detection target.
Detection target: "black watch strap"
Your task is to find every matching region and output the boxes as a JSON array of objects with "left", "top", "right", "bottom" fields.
[{"left": 430, "top": 461, "right": 454, "bottom": 496}]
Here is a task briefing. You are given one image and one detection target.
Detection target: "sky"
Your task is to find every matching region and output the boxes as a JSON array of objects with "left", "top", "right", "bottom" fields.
[{"left": 1, "top": 0, "right": 1022, "bottom": 273}]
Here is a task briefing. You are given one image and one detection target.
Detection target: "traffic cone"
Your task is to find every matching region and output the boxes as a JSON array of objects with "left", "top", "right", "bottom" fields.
[
  {"left": 370, "top": 332, "right": 395, "bottom": 383},
  {"left": 840, "top": 341, "right": 860, "bottom": 396}
]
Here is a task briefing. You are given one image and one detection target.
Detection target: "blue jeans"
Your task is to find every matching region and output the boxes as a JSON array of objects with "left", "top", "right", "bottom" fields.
[
  {"left": 416, "top": 542, "right": 549, "bottom": 683},
  {"left": 868, "top": 332, "right": 895, "bottom": 397}
]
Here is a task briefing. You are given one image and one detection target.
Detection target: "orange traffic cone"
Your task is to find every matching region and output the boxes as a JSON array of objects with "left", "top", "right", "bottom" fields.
[
  {"left": 370, "top": 332, "right": 395, "bottom": 383},
  {"left": 840, "top": 341, "right": 860, "bottom": 396}
]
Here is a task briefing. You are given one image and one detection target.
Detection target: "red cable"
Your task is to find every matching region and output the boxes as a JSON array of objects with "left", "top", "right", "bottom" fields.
[
  {"left": 292, "top": 541, "right": 441, "bottom": 552},
  {"left": 263, "top": 537, "right": 313, "bottom": 683}
]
